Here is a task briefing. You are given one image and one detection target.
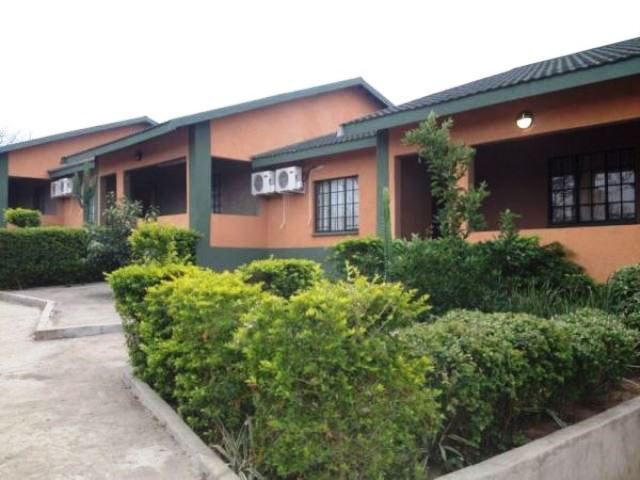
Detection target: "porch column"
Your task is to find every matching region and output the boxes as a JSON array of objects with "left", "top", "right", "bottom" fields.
[
  {"left": 0, "top": 153, "right": 8, "bottom": 227},
  {"left": 376, "top": 129, "right": 389, "bottom": 236},
  {"left": 188, "top": 121, "right": 212, "bottom": 262}
]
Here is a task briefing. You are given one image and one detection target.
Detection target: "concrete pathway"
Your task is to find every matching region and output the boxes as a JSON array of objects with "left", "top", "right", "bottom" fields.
[
  {"left": 14, "top": 283, "right": 119, "bottom": 328},
  {"left": 0, "top": 301, "right": 199, "bottom": 479}
]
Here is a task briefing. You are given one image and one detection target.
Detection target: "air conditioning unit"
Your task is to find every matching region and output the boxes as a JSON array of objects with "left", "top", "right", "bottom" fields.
[
  {"left": 275, "top": 166, "right": 303, "bottom": 193},
  {"left": 50, "top": 178, "right": 74, "bottom": 198},
  {"left": 251, "top": 171, "right": 275, "bottom": 196}
]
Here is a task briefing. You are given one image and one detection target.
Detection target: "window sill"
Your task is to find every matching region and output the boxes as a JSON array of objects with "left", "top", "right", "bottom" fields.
[
  {"left": 547, "top": 220, "right": 637, "bottom": 228},
  {"left": 312, "top": 230, "right": 359, "bottom": 238}
]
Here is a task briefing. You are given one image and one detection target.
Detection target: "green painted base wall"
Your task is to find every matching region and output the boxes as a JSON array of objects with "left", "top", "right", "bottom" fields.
[
  {"left": 0, "top": 153, "right": 8, "bottom": 227},
  {"left": 199, "top": 246, "right": 331, "bottom": 272}
]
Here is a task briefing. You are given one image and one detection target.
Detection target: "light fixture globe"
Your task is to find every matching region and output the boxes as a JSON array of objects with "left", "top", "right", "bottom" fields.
[{"left": 516, "top": 111, "right": 534, "bottom": 129}]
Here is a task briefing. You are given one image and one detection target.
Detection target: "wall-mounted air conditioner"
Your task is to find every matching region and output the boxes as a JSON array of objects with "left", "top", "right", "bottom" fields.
[
  {"left": 50, "top": 178, "right": 74, "bottom": 198},
  {"left": 251, "top": 171, "right": 275, "bottom": 196},
  {"left": 275, "top": 166, "right": 303, "bottom": 193}
]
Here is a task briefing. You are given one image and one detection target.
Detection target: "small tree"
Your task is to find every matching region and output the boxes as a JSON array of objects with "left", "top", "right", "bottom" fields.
[
  {"left": 86, "top": 193, "right": 143, "bottom": 273},
  {"left": 404, "top": 112, "right": 489, "bottom": 239}
]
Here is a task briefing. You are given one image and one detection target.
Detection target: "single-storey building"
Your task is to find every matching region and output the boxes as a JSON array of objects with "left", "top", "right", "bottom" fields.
[
  {"left": 2, "top": 36, "right": 639, "bottom": 281},
  {"left": 0, "top": 117, "right": 156, "bottom": 226}
]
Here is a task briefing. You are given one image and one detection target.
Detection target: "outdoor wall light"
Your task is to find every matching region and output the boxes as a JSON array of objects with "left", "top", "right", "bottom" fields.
[
  {"left": 516, "top": 111, "right": 534, "bottom": 129},
  {"left": 135, "top": 150, "right": 143, "bottom": 161}
]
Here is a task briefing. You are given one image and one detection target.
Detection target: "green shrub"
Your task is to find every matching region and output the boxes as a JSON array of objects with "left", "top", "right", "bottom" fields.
[
  {"left": 129, "top": 221, "right": 200, "bottom": 264},
  {"left": 477, "top": 235, "right": 593, "bottom": 294},
  {"left": 391, "top": 237, "right": 499, "bottom": 314},
  {"left": 4, "top": 207, "right": 41, "bottom": 227},
  {"left": 86, "top": 193, "right": 142, "bottom": 273},
  {"left": 143, "top": 270, "right": 267, "bottom": 442},
  {"left": 329, "top": 236, "right": 405, "bottom": 279},
  {"left": 555, "top": 308, "right": 639, "bottom": 396},
  {"left": 106, "top": 262, "right": 199, "bottom": 373},
  {"left": 238, "top": 257, "right": 323, "bottom": 298},
  {"left": 608, "top": 264, "right": 640, "bottom": 330},
  {"left": 0, "top": 227, "right": 99, "bottom": 289},
  {"left": 398, "top": 310, "right": 573, "bottom": 468},
  {"left": 235, "top": 275, "right": 440, "bottom": 479}
]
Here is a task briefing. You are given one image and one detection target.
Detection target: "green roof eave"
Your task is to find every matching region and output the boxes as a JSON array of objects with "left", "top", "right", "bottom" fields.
[
  {"left": 62, "top": 122, "right": 177, "bottom": 165},
  {"left": 62, "top": 78, "right": 391, "bottom": 166},
  {"left": 0, "top": 116, "right": 156, "bottom": 155},
  {"left": 49, "top": 158, "right": 95, "bottom": 178},
  {"left": 342, "top": 56, "right": 640, "bottom": 136},
  {"left": 170, "top": 77, "right": 392, "bottom": 126},
  {"left": 252, "top": 136, "right": 376, "bottom": 169}
]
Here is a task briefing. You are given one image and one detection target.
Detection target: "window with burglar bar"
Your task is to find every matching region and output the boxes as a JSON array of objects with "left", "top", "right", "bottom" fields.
[
  {"left": 315, "top": 176, "right": 359, "bottom": 233},
  {"left": 549, "top": 148, "right": 637, "bottom": 225}
]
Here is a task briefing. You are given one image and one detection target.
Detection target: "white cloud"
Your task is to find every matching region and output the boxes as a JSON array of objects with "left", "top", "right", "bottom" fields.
[{"left": 1, "top": 0, "right": 638, "bottom": 138}]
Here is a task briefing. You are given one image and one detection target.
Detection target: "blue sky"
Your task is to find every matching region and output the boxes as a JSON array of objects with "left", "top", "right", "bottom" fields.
[{"left": 2, "top": 0, "right": 639, "bottom": 139}]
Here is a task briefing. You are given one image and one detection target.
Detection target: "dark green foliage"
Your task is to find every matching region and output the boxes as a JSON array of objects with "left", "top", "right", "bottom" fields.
[
  {"left": 4, "top": 207, "right": 41, "bottom": 227},
  {"left": 608, "top": 264, "right": 640, "bottom": 330},
  {"left": 106, "top": 262, "right": 199, "bottom": 374},
  {"left": 554, "top": 308, "right": 639, "bottom": 397},
  {"left": 86, "top": 193, "right": 143, "bottom": 273},
  {"left": 235, "top": 276, "right": 440, "bottom": 479},
  {"left": 329, "top": 236, "right": 404, "bottom": 280},
  {"left": 477, "top": 236, "right": 593, "bottom": 295},
  {"left": 399, "top": 310, "right": 573, "bottom": 468},
  {"left": 0, "top": 227, "right": 99, "bottom": 289},
  {"left": 238, "top": 257, "right": 323, "bottom": 298},
  {"left": 129, "top": 221, "right": 200, "bottom": 264},
  {"left": 403, "top": 112, "right": 489, "bottom": 239},
  {"left": 391, "top": 237, "right": 500, "bottom": 314}
]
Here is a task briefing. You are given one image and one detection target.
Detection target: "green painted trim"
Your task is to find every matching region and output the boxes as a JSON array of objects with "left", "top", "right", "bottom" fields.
[
  {"left": 63, "top": 78, "right": 391, "bottom": 166},
  {"left": 252, "top": 136, "right": 376, "bottom": 168},
  {"left": 188, "top": 122, "right": 212, "bottom": 262},
  {"left": 375, "top": 130, "right": 389, "bottom": 236},
  {"left": 63, "top": 122, "right": 176, "bottom": 165},
  {"left": 49, "top": 158, "right": 95, "bottom": 178},
  {"left": 0, "top": 116, "right": 156, "bottom": 155},
  {"left": 0, "top": 153, "right": 8, "bottom": 227},
  {"left": 343, "top": 56, "right": 640, "bottom": 135},
  {"left": 199, "top": 246, "right": 329, "bottom": 271}
]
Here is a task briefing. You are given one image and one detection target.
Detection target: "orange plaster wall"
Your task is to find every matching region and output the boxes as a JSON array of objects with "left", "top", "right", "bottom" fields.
[
  {"left": 469, "top": 225, "right": 640, "bottom": 283},
  {"left": 210, "top": 213, "right": 267, "bottom": 248},
  {"left": 210, "top": 87, "right": 384, "bottom": 160},
  {"left": 8, "top": 123, "right": 150, "bottom": 178},
  {"left": 263, "top": 148, "right": 377, "bottom": 248}
]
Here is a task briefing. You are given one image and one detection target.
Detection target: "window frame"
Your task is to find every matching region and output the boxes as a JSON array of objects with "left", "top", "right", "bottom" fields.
[
  {"left": 314, "top": 175, "right": 359, "bottom": 235},
  {"left": 548, "top": 148, "right": 638, "bottom": 227}
]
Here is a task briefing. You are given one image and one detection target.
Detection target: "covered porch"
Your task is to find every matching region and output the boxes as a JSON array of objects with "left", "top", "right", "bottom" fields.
[{"left": 394, "top": 119, "right": 640, "bottom": 281}]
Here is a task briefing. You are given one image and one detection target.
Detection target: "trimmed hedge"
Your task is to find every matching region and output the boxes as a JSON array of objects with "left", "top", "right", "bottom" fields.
[
  {"left": 4, "top": 207, "right": 41, "bottom": 227},
  {"left": 398, "top": 308, "right": 638, "bottom": 469},
  {"left": 0, "top": 227, "right": 100, "bottom": 289},
  {"left": 399, "top": 310, "right": 573, "bottom": 467},
  {"left": 106, "top": 262, "right": 201, "bottom": 373},
  {"left": 129, "top": 222, "right": 201, "bottom": 264},
  {"left": 238, "top": 257, "right": 323, "bottom": 298},
  {"left": 235, "top": 275, "right": 439, "bottom": 479}
]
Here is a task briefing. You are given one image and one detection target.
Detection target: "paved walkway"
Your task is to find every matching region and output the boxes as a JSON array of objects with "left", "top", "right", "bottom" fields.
[
  {"left": 14, "top": 283, "right": 119, "bottom": 328},
  {"left": 0, "top": 301, "right": 199, "bottom": 479}
]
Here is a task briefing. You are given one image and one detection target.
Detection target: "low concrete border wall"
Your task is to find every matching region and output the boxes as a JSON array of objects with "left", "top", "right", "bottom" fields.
[
  {"left": 0, "top": 290, "right": 122, "bottom": 340},
  {"left": 122, "top": 368, "right": 239, "bottom": 480},
  {"left": 439, "top": 396, "right": 640, "bottom": 480}
]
